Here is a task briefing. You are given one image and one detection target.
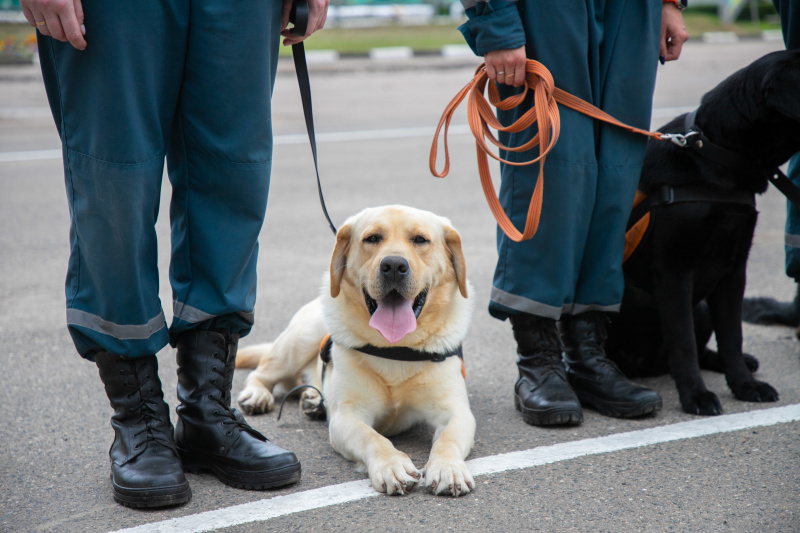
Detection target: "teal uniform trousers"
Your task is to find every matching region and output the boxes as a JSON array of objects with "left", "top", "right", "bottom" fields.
[
  {"left": 773, "top": 0, "right": 800, "bottom": 281},
  {"left": 38, "top": 0, "right": 283, "bottom": 359},
  {"left": 463, "top": 0, "right": 661, "bottom": 320}
]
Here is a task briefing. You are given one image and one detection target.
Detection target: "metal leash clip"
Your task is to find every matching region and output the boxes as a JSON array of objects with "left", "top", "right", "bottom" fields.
[{"left": 661, "top": 130, "right": 700, "bottom": 147}]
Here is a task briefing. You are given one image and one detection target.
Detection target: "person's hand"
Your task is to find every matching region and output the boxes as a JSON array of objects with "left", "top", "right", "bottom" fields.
[
  {"left": 281, "top": 0, "right": 330, "bottom": 46},
  {"left": 20, "top": 0, "right": 86, "bottom": 50},
  {"left": 661, "top": 2, "right": 688, "bottom": 62},
  {"left": 484, "top": 46, "right": 526, "bottom": 88}
]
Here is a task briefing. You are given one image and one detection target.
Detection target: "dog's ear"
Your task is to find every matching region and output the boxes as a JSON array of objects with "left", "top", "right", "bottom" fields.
[
  {"left": 444, "top": 226, "right": 468, "bottom": 299},
  {"left": 330, "top": 223, "right": 352, "bottom": 298},
  {"left": 763, "top": 58, "right": 800, "bottom": 123}
]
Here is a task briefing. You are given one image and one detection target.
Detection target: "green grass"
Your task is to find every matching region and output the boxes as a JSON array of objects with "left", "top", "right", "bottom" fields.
[
  {"left": 278, "top": 22, "right": 465, "bottom": 55},
  {"left": 682, "top": 7, "right": 781, "bottom": 38}
]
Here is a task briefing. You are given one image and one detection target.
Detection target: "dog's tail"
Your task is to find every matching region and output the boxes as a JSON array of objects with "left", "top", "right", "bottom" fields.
[{"left": 235, "top": 343, "right": 274, "bottom": 369}]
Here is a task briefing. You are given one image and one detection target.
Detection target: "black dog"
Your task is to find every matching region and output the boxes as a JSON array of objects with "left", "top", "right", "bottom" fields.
[{"left": 606, "top": 50, "right": 800, "bottom": 416}]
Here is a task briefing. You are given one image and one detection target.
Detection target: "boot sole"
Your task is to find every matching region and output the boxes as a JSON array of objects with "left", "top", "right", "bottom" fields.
[
  {"left": 180, "top": 451, "right": 302, "bottom": 490},
  {"left": 514, "top": 395, "right": 583, "bottom": 426},
  {"left": 575, "top": 391, "right": 663, "bottom": 418},
  {"left": 112, "top": 478, "right": 192, "bottom": 509}
]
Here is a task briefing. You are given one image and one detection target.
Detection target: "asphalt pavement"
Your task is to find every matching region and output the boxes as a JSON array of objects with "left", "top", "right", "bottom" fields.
[{"left": 1, "top": 38, "right": 798, "bottom": 532}]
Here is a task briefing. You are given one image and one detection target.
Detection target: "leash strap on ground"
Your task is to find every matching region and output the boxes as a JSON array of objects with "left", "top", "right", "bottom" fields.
[
  {"left": 290, "top": 0, "right": 337, "bottom": 237},
  {"left": 430, "top": 60, "right": 664, "bottom": 243}
]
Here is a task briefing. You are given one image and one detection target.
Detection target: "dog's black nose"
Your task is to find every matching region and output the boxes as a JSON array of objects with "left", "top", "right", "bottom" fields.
[{"left": 380, "top": 256, "right": 409, "bottom": 283}]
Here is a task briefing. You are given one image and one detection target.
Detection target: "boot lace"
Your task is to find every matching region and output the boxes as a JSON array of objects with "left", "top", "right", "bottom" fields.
[
  {"left": 125, "top": 372, "right": 177, "bottom": 452},
  {"left": 208, "top": 349, "right": 267, "bottom": 441}
]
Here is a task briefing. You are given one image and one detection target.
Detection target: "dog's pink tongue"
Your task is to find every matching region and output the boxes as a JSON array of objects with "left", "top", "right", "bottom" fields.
[{"left": 369, "top": 293, "right": 417, "bottom": 344}]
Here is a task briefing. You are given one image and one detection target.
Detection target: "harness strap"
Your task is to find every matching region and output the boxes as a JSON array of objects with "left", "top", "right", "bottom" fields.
[
  {"left": 683, "top": 109, "right": 761, "bottom": 174},
  {"left": 770, "top": 168, "right": 800, "bottom": 209},
  {"left": 682, "top": 110, "right": 800, "bottom": 208},
  {"left": 430, "top": 59, "right": 664, "bottom": 243},
  {"left": 353, "top": 343, "right": 463, "bottom": 363},
  {"left": 623, "top": 184, "right": 756, "bottom": 263},
  {"left": 325, "top": 335, "right": 466, "bottom": 378}
]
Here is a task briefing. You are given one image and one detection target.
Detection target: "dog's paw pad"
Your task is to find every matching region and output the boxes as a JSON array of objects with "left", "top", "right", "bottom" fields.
[
  {"left": 236, "top": 387, "right": 275, "bottom": 415},
  {"left": 423, "top": 458, "right": 474, "bottom": 497}
]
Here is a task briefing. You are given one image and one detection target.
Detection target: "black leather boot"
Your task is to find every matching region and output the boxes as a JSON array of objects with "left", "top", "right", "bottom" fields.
[
  {"left": 175, "top": 330, "right": 301, "bottom": 489},
  {"left": 95, "top": 352, "right": 191, "bottom": 508},
  {"left": 511, "top": 313, "right": 583, "bottom": 426},
  {"left": 561, "top": 311, "right": 662, "bottom": 418}
]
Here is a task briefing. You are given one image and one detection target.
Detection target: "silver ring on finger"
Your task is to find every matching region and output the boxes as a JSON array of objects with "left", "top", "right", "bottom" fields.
[{"left": 497, "top": 70, "right": 505, "bottom": 76}]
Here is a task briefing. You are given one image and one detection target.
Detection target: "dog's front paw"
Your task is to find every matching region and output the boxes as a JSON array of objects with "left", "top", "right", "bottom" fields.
[
  {"left": 300, "top": 388, "right": 326, "bottom": 420},
  {"left": 237, "top": 385, "right": 275, "bottom": 415},
  {"left": 423, "top": 457, "right": 474, "bottom": 497},
  {"left": 730, "top": 379, "right": 779, "bottom": 403},
  {"left": 679, "top": 388, "right": 722, "bottom": 416},
  {"left": 368, "top": 453, "right": 421, "bottom": 496}
]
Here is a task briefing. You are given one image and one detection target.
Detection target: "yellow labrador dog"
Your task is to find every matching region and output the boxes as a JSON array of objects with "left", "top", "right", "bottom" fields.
[{"left": 235, "top": 205, "right": 475, "bottom": 496}]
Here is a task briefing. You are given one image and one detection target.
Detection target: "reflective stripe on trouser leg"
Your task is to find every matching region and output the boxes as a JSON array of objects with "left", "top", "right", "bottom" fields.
[
  {"left": 167, "top": 0, "right": 282, "bottom": 342},
  {"left": 37, "top": 2, "right": 189, "bottom": 359},
  {"left": 488, "top": 0, "right": 659, "bottom": 320}
]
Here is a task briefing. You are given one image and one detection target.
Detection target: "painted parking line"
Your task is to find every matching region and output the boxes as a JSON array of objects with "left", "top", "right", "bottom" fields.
[
  {"left": 112, "top": 403, "right": 800, "bottom": 533},
  {"left": 0, "top": 106, "right": 697, "bottom": 164}
]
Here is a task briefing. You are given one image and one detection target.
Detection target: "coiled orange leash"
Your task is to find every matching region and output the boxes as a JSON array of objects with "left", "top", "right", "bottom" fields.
[{"left": 430, "top": 59, "right": 664, "bottom": 242}]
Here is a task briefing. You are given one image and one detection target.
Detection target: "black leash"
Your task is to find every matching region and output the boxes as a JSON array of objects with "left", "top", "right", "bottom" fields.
[{"left": 289, "top": 0, "right": 338, "bottom": 236}]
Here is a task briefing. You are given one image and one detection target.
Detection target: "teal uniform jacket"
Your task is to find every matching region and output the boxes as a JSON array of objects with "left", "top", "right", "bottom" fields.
[
  {"left": 37, "top": 0, "right": 283, "bottom": 360},
  {"left": 460, "top": 0, "right": 661, "bottom": 320},
  {"left": 773, "top": 0, "right": 800, "bottom": 281}
]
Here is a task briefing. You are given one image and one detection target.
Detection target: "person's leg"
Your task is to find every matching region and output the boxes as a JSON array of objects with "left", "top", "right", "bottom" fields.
[
  {"left": 490, "top": 0, "right": 597, "bottom": 321},
  {"left": 37, "top": 0, "right": 191, "bottom": 507},
  {"left": 490, "top": 0, "right": 600, "bottom": 426},
  {"left": 785, "top": 156, "right": 800, "bottom": 283},
  {"left": 563, "top": 0, "right": 662, "bottom": 417},
  {"left": 741, "top": 1, "right": 800, "bottom": 328},
  {"left": 167, "top": 0, "right": 301, "bottom": 489},
  {"left": 778, "top": 0, "right": 800, "bottom": 287}
]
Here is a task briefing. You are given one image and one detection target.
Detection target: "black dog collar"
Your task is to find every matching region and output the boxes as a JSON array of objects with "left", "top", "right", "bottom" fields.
[
  {"left": 353, "top": 343, "right": 463, "bottom": 363},
  {"left": 320, "top": 335, "right": 462, "bottom": 364}
]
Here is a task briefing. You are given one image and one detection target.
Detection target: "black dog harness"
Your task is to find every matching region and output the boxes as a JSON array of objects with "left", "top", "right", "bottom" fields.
[
  {"left": 319, "top": 334, "right": 464, "bottom": 374},
  {"left": 280, "top": 335, "right": 466, "bottom": 421},
  {"left": 624, "top": 107, "right": 800, "bottom": 263}
]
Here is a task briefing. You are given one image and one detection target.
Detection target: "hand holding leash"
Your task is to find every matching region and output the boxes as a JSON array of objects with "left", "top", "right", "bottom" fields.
[{"left": 281, "top": 0, "right": 329, "bottom": 46}]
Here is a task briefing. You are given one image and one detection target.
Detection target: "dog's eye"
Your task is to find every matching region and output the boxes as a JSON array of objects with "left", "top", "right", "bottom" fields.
[
  {"left": 363, "top": 234, "right": 382, "bottom": 244},
  {"left": 412, "top": 235, "right": 429, "bottom": 245}
]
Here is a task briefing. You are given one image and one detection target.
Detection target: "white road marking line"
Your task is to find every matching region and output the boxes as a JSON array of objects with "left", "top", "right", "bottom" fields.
[
  {"left": 0, "top": 148, "right": 62, "bottom": 163},
  {"left": 0, "top": 106, "right": 697, "bottom": 164},
  {"left": 112, "top": 403, "right": 800, "bottom": 533}
]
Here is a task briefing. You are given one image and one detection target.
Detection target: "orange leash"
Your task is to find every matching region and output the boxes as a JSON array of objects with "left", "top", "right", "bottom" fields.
[{"left": 430, "top": 59, "right": 664, "bottom": 242}]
